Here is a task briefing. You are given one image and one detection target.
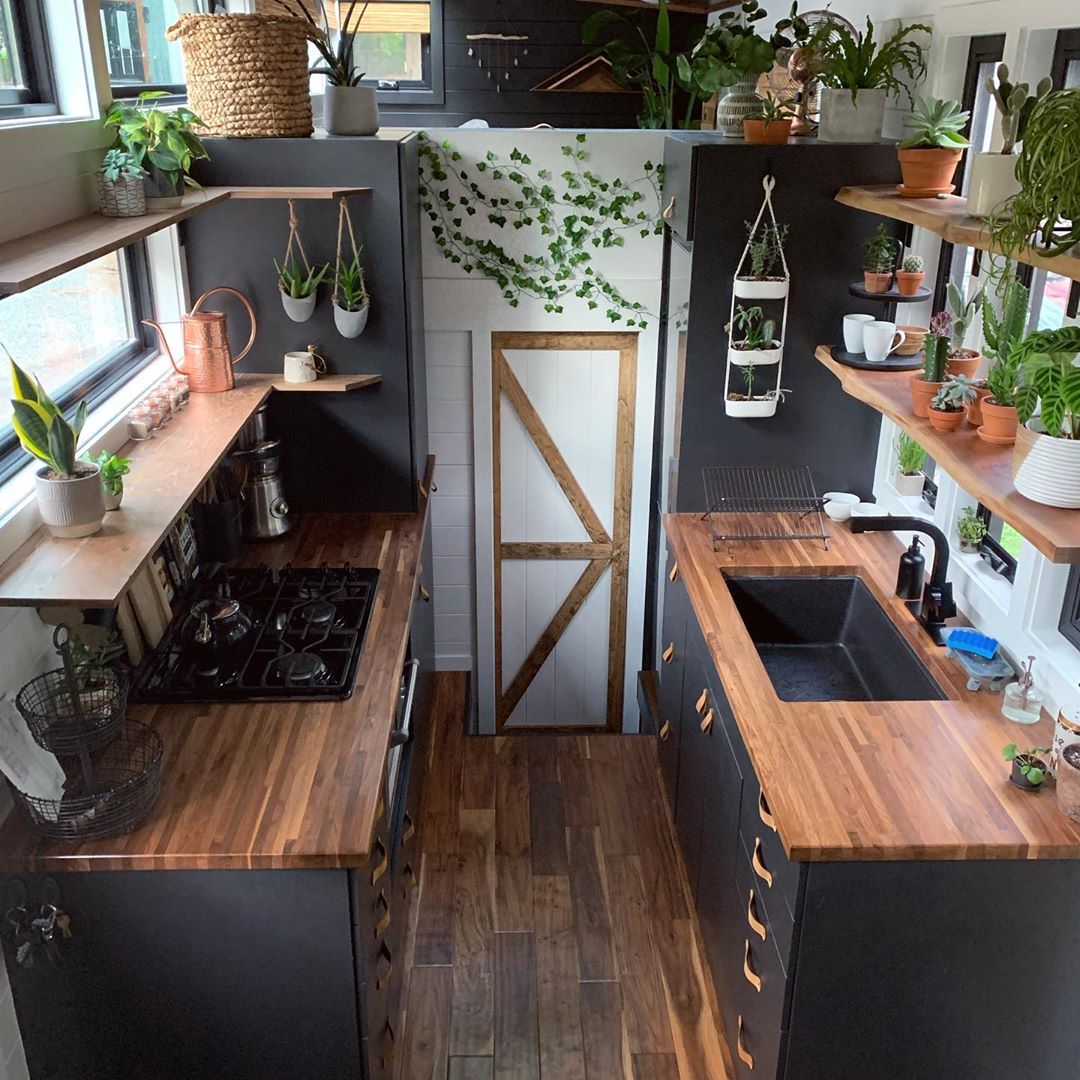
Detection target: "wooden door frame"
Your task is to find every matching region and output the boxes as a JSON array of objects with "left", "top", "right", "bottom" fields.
[{"left": 492, "top": 331, "right": 638, "bottom": 732}]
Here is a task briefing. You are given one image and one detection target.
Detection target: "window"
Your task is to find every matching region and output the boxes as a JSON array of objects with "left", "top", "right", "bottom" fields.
[
  {"left": 921, "top": 453, "right": 938, "bottom": 509},
  {"left": 344, "top": 0, "right": 443, "bottom": 104},
  {"left": 0, "top": 249, "right": 154, "bottom": 484},
  {"left": 1051, "top": 28, "right": 1080, "bottom": 91},
  {"left": 976, "top": 505, "right": 1021, "bottom": 583},
  {"left": 103, "top": 0, "right": 188, "bottom": 98},
  {"left": 1061, "top": 564, "right": 1080, "bottom": 651},
  {"left": 0, "top": 0, "right": 55, "bottom": 118}
]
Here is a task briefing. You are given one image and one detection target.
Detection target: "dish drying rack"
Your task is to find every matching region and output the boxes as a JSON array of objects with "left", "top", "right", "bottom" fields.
[{"left": 701, "top": 465, "right": 829, "bottom": 550}]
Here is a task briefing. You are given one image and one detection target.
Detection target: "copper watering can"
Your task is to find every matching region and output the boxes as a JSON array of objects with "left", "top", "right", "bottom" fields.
[{"left": 143, "top": 287, "right": 257, "bottom": 393}]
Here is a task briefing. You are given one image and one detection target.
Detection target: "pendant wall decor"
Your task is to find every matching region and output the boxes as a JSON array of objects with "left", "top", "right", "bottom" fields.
[{"left": 467, "top": 32, "right": 529, "bottom": 92}]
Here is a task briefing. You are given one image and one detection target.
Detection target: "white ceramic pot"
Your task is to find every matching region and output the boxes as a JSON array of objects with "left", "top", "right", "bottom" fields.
[
  {"left": 104, "top": 483, "right": 124, "bottom": 512},
  {"left": 725, "top": 397, "right": 778, "bottom": 418},
  {"left": 715, "top": 76, "right": 762, "bottom": 138},
  {"left": 323, "top": 84, "right": 380, "bottom": 136},
  {"left": 894, "top": 472, "right": 925, "bottom": 498},
  {"left": 817, "top": 88, "right": 886, "bottom": 144},
  {"left": 728, "top": 342, "right": 781, "bottom": 367},
  {"left": 734, "top": 277, "right": 789, "bottom": 300},
  {"left": 281, "top": 289, "right": 317, "bottom": 323},
  {"left": 1012, "top": 420, "right": 1080, "bottom": 507},
  {"left": 34, "top": 464, "right": 107, "bottom": 538},
  {"left": 334, "top": 302, "right": 370, "bottom": 338},
  {"left": 967, "top": 152, "right": 1021, "bottom": 218}
]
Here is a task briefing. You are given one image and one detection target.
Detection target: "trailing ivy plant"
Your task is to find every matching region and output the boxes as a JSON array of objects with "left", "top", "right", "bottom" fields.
[{"left": 418, "top": 132, "right": 663, "bottom": 329}]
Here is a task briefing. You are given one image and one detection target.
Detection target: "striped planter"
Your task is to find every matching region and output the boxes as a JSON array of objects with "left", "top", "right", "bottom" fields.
[
  {"left": 97, "top": 175, "right": 147, "bottom": 218},
  {"left": 1012, "top": 420, "right": 1080, "bottom": 508}
]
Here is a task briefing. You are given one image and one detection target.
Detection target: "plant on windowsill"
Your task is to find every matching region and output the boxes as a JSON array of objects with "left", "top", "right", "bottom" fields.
[
  {"left": 894, "top": 432, "right": 926, "bottom": 497},
  {"left": 909, "top": 313, "right": 949, "bottom": 417},
  {"left": 737, "top": 221, "right": 790, "bottom": 299},
  {"left": 97, "top": 150, "right": 147, "bottom": 219},
  {"left": 978, "top": 272, "right": 1029, "bottom": 441},
  {"left": 726, "top": 305, "right": 781, "bottom": 366},
  {"left": 6, "top": 355, "right": 105, "bottom": 539},
  {"left": 897, "top": 97, "right": 970, "bottom": 198},
  {"left": 1002, "top": 742, "right": 1051, "bottom": 791},
  {"left": 956, "top": 506, "right": 987, "bottom": 554},
  {"left": 88, "top": 451, "right": 133, "bottom": 512},
  {"left": 927, "top": 374, "right": 977, "bottom": 433},
  {"left": 104, "top": 92, "right": 209, "bottom": 210},
  {"left": 895, "top": 253, "right": 925, "bottom": 297},
  {"left": 943, "top": 281, "right": 984, "bottom": 377},
  {"left": 743, "top": 95, "right": 796, "bottom": 144},
  {"left": 863, "top": 223, "right": 897, "bottom": 294},
  {"left": 275, "top": 255, "right": 331, "bottom": 323}
]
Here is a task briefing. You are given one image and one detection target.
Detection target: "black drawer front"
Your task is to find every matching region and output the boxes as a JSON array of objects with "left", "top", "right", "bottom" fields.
[
  {"left": 739, "top": 777, "right": 801, "bottom": 929},
  {"left": 738, "top": 831, "right": 795, "bottom": 974}
]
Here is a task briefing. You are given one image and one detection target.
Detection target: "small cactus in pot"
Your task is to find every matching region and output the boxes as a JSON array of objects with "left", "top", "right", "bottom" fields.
[
  {"left": 97, "top": 149, "right": 147, "bottom": 218},
  {"left": 896, "top": 253, "right": 925, "bottom": 296}
]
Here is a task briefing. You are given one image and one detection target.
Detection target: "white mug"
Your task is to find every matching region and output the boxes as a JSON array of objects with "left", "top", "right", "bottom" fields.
[
  {"left": 283, "top": 348, "right": 326, "bottom": 384},
  {"left": 863, "top": 321, "right": 906, "bottom": 364},
  {"left": 843, "top": 313, "right": 875, "bottom": 354}
]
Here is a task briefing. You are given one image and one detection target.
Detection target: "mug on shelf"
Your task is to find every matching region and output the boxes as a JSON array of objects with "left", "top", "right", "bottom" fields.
[
  {"left": 863, "top": 321, "right": 906, "bottom": 364},
  {"left": 283, "top": 346, "right": 327, "bottom": 384},
  {"left": 842, "top": 313, "right": 875, "bottom": 354}
]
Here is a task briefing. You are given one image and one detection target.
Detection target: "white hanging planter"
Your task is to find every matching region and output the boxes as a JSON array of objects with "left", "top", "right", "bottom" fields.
[
  {"left": 334, "top": 301, "right": 369, "bottom": 338},
  {"left": 734, "top": 277, "right": 789, "bottom": 301},
  {"left": 725, "top": 396, "right": 780, "bottom": 418},
  {"left": 281, "top": 289, "right": 317, "bottom": 323},
  {"left": 728, "top": 342, "right": 782, "bottom": 367}
]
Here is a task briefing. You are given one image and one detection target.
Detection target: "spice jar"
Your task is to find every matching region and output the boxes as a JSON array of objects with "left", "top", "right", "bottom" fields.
[
  {"left": 1057, "top": 744, "right": 1080, "bottom": 824},
  {"left": 128, "top": 406, "right": 153, "bottom": 441}
]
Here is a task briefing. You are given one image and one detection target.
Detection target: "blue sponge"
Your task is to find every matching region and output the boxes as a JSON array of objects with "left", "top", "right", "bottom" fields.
[{"left": 942, "top": 628, "right": 999, "bottom": 659}]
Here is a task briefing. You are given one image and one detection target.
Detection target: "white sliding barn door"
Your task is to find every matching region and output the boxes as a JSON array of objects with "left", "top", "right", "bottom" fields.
[{"left": 492, "top": 332, "right": 637, "bottom": 731}]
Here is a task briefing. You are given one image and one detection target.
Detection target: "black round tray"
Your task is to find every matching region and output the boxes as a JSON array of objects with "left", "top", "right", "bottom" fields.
[
  {"left": 848, "top": 282, "right": 933, "bottom": 304},
  {"left": 830, "top": 346, "right": 924, "bottom": 372}
]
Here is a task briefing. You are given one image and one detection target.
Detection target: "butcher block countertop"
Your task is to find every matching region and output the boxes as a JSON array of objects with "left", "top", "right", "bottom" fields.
[
  {"left": 665, "top": 513, "right": 1080, "bottom": 862},
  {"left": 0, "top": 480, "right": 431, "bottom": 873}
]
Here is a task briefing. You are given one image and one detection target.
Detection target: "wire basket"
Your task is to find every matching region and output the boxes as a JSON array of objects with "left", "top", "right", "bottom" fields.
[
  {"left": 13, "top": 722, "right": 164, "bottom": 844},
  {"left": 16, "top": 666, "right": 128, "bottom": 756}
]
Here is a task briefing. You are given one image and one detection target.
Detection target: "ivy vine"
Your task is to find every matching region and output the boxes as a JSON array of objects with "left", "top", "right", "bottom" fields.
[{"left": 418, "top": 131, "right": 664, "bottom": 329}]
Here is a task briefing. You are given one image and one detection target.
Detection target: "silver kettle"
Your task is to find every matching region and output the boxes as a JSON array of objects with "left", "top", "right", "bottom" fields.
[{"left": 235, "top": 440, "right": 291, "bottom": 540}]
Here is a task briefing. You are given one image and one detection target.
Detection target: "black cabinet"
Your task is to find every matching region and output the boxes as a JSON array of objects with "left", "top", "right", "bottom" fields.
[{"left": 657, "top": 554, "right": 687, "bottom": 814}]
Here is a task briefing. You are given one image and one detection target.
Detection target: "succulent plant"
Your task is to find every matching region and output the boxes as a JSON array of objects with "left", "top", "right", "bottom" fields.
[
  {"left": 987, "top": 64, "right": 1053, "bottom": 155},
  {"left": 931, "top": 374, "right": 978, "bottom": 412},
  {"left": 902, "top": 254, "right": 924, "bottom": 273},
  {"left": 900, "top": 97, "right": 971, "bottom": 150},
  {"left": 946, "top": 281, "right": 983, "bottom": 356}
]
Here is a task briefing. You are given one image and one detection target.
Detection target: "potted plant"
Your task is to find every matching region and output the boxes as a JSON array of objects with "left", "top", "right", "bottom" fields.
[
  {"left": 978, "top": 274, "right": 1029, "bottom": 441},
  {"left": 726, "top": 305, "right": 780, "bottom": 366},
  {"left": 897, "top": 97, "right": 970, "bottom": 197},
  {"left": 968, "top": 65, "right": 1052, "bottom": 218},
  {"left": 910, "top": 314, "right": 949, "bottom": 418},
  {"left": 726, "top": 363, "right": 790, "bottom": 418},
  {"left": 333, "top": 254, "right": 370, "bottom": 338},
  {"left": 894, "top": 433, "right": 926, "bottom": 496},
  {"left": 863, "top": 223, "right": 896, "bottom": 294},
  {"left": 928, "top": 375, "right": 977, "bottom": 433},
  {"left": 1012, "top": 326, "right": 1080, "bottom": 507},
  {"left": 7, "top": 358, "right": 105, "bottom": 539},
  {"left": 811, "top": 17, "right": 930, "bottom": 143},
  {"left": 275, "top": 255, "right": 331, "bottom": 323},
  {"left": 1002, "top": 742, "right": 1051, "bottom": 791},
  {"left": 97, "top": 149, "right": 146, "bottom": 218},
  {"left": 743, "top": 96, "right": 795, "bottom": 144},
  {"left": 88, "top": 451, "right": 133, "bottom": 511},
  {"left": 736, "top": 221, "right": 789, "bottom": 300},
  {"left": 942, "top": 284, "right": 984, "bottom": 377},
  {"left": 956, "top": 506, "right": 987, "bottom": 554},
  {"left": 104, "top": 91, "right": 208, "bottom": 210},
  {"left": 896, "top": 253, "right": 925, "bottom": 297}
]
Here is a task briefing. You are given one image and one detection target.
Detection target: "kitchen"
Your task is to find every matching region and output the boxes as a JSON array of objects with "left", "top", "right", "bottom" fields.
[{"left": 0, "top": 2, "right": 1079, "bottom": 1079}]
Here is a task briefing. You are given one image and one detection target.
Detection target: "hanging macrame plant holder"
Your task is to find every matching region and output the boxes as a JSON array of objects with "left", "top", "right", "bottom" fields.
[
  {"left": 278, "top": 200, "right": 320, "bottom": 324},
  {"left": 725, "top": 176, "right": 791, "bottom": 419},
  {"left": 332, "top": 197, "right": 370, "bottom": 339}
]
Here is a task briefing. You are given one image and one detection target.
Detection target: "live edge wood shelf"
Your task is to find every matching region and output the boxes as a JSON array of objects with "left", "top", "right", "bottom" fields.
[
  {"left": 835, "top": 185, "right": 1080, "bottom": 284},
  {"left": 0, "top": 186, "right": 373, "bottom": 295},
  {"left": 817, "top": 345, "right": 1080, "bottom": 563}
]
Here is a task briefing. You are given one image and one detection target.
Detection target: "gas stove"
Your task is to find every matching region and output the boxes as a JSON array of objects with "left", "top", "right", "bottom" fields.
[{"left": 132, "top": 565, "right": 380, "bottom": 703}]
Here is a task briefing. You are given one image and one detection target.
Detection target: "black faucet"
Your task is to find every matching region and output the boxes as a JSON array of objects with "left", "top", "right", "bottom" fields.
[{"left": 850, "top": 516, "right": 957, "bottom": 646}]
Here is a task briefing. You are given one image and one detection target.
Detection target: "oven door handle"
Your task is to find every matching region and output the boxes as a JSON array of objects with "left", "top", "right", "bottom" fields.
[{"left": 391, "top": 659, "right": 420, "bottom": 747}]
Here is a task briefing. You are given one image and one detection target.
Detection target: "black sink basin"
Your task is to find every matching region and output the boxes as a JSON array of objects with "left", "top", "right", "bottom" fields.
[{"left": 724, "top": 575, "right": 946, "bottom": 703}]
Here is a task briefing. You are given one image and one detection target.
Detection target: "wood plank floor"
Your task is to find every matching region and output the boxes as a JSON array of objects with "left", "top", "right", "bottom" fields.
[{"left": 399, "top": 673, "right": 730, "bottom": 1080}]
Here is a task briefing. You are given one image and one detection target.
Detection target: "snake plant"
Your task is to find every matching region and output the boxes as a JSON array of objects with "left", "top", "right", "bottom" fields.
[{"left": 7, "top": 355, "right": 88, "bottom": 477}]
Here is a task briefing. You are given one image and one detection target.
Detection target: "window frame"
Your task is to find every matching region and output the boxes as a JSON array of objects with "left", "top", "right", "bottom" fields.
[
  {"left": 103, "top": 0, "right": 188, "bottom": 101},
  {"left": 1050, "top": 27, "right": 1080, "bottom": 91},
  {"left": 0, "top": 245, "right": 157, "bottom": 486},
  {"left": 975, "top": 504, "right": 1018, "bottom": 584},
  {"left": 358, "top": 0, "right": 445, "bottom": 106},
  {"left": 1060, "top": 564, "right": 1080, "bottom": 652},
  {"left": 0, "top": 0, "right": 56, "bottom": 118}
]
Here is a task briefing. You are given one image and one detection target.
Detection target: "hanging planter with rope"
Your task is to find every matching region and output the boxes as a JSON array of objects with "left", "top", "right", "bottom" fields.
[
  {"left": 332, "top": 197, "right": 370, "bottom": 339},
  {"left": 274, "top": 199, "right": 330, "bottom": 323}
]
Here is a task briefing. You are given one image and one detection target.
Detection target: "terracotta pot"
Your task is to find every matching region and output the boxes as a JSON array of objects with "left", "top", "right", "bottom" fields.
[
  {"left": 928, "top": 406, "right": 965, "bottom": 432},
  {"left": 980, "top": 399, "right": 1018, "bottom": 442},
  {"left": 946, "top": 349, "right": 982, "bottom": 379},
  {"left": 863, "top": 270, "right": 893, "bottom": 294},
  {"left": 897, "top": 147, "right": 964, "bottom": 196},
  {"left": 966, "top": 385, "right": 991, "bottom": 427},
  {"left": 743, "top": 118, "right": 792, "bottom": 145},
  {"left": 909, "top": 375, "right": 943, "bottom": 419},
  {"left": 895, "top": 270, "right": 925, "bottom": 296}
]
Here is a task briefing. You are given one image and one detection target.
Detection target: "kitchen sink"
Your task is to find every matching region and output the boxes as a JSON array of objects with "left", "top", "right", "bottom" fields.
[{"left": 724, "top": 575, "right": 946, "bottom": 703}]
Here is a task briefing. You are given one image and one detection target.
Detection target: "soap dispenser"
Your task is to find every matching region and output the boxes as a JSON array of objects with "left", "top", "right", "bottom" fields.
[
  {"left": 1002, "top": 656, "right": 1045, "bottom": 725},
  {"left": 896, "top": 536, "right": 925, "bottom": 603}
]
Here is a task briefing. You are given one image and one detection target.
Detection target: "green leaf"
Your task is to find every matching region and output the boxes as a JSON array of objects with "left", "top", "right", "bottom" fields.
[
  {"left": 11, "top": 400, "right": 54, "bottom": 464},
  {"left": 47, "top": 415, "right": 76, "bottom": 475},
  {"left": 71, "top": 400, "right": 88, "bottom": 439},
  {"left": 8, "top": 358, "right": 39, "bottom": 403}
]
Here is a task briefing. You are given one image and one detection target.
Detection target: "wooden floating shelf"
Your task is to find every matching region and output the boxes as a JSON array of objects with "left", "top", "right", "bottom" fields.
[
  {"left": 573, "top": 0, "right": 725, "bottom": 12},
  {"left": 816, "top": 346, "right": 1080, "bottom": 564},
  {"left": 0, "top": 186, "right": 373, "bottom": 296},
  {"left": 270, "top": 374, "right": 382, "bottom": 392},
  {"left": 835, "top": 185, "right": 1080, "bottom": 284}
]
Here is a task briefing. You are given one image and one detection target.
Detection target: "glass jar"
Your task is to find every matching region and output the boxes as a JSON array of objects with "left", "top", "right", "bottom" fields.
[
  {"left": 144, "top": 394, "right": 165, "bottom": 429},
  {"left": 128, "top": 406, "right": 153, "bottom": 441},
  {"left": 171, "top": 373, "right": 190, "bottom": 406}
]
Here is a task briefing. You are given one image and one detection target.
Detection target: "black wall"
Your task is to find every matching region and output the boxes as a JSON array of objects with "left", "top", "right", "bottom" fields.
[{"left": 380, "top": 0, "right": 706, "bottom": 129}]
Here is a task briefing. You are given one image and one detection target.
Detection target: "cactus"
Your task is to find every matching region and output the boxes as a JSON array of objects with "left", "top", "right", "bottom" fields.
[
  {"left": 946, "top": 281, "right": 983, "bottom": 356},
  {"left": 982, "top": 274, "right": 1030, "bottom": 364},
  {"left": 923, "top": 319, "right": 950, "bottom": 384},
  {"left": 902, "top": 254, "right": 924, "bottom": 273},
  {"left": 986, "top": 63, "right": 1053, "bottom": 154}
]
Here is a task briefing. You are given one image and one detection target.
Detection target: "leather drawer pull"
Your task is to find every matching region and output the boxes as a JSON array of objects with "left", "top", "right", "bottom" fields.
[
  {"left": 751, "top": 837, "right": 773, "bottom": 888},
  {"left": 371, "top": 838, "right": 389, "bottom": 886},
  {"left": 695, "top": 688, "right": 709, "bottom": 716},
  {"left": 375, "top": 941, "right": 393, "bottom": 990},
  {"left": 659, "top": 719, "right": 671, "bottom": 742},
  {"left": 374, "top": 890, "right": 391, "bottom": 938},
  {"left": 662, "top": 642, "right": 675, "bottom": 663},
  {"left": 747, "top": 889, "right": 766, "bottom": 942},
  {"left": 758, "top": 790, "right": 777, "bottom": 832},
  {"left": 402, "top": 812, "right": 416, "bottom": 845},
  {"left": 743, "top": 939, "right": 762, "bottom": 992},
  {"left": 418, "top": 582, "right": 431, "bottom": 602},
  {"left": 668, "top": 562, "right": 679, "bottom": 582},
  {"left": 418, "top": 479, "right": 429, "bottom": 499},
  {"left": 402, "top": 861, "right": 418, "bottom": 897},
  {"left": 700, "top": 707, "right": 714, "bottom": 734},
  {"left": 662, "top": 196, "right": 676, "bottom": 221},
  {"left": 737, "top": 1015, "right": 754, "bottom": 1070}
]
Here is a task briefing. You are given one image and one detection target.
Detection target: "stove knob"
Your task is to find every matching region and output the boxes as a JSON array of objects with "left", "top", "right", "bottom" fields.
[{"left": 271, "top": 498, "right": 289, "bottom": 519}]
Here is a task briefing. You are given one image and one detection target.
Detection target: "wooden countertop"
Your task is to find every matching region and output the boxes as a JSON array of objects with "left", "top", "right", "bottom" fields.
[
  {"left": 665, "top": 513, "right": 1080, "bottom": 862},
  {"left": 0, "top": 484, "right": 431, "bottom": 872}
]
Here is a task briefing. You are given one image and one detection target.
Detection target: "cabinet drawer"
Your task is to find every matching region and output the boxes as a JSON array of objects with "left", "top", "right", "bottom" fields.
[{"left": 737, "top": 831, "right": 795, "bottom": 974}]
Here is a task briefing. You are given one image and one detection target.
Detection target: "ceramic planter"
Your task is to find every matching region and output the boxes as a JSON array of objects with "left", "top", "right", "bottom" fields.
[
  {"left": 928, "top": 406, "right": 965, "bottom": 433},
  {"left": 728, "top": 342, "right": 781, "bottom": 367},
  {"left": 958, "top": 536, "right": 981, "bottom": 554},
  {"left": 334, "top": 301, "right": 370, "bottom": 338},
  {"left": 897, "top": 148, "right": 964, "bottom": 197},
  {"left": 967, "top": 153, "right": 1020, "bottom": 218},
  {"left": 104, "top": 481, "right": 124, "bottom": 512},
  {"left": 966, "top": 385, "right": 992, "bottom": 427},
  {"left": 895, "top": 271, "right": 925, "bottom": 296},
  {"left": 726, "top": 397, "right": 778, "bottom": 418},
  {"left": 715, "top": 76, "right": 762, "bottom": 137},
  {"left": 97, "top": 175, "right": 146, "bottom": 218},
  {"left": 1012, "top": 420, "right": 1080, "bottom": 508},
  {"left": 1009, "top": 755, "right": 1048, "bottom": 791},
  {"left": 323, "top": 84, "right": 380, "bottom": 136},
  {"left": 281, "top": 289, "right": 317, "bottom": 323},
  {"left": 979, "top": 400, "right": 1019, "bottom": 443},
  {"left": 734, "top": 277, "right": 788, "bottom": 300},
  {"left": 863, "top": 271, "right": 893, "bottom": 294},
  {"left": 34, "top": 464, "right": 107, "bottom": 538},
  {"left": 817, "top": 88, "right": 886, "bottom": 143},
  {"left": 743, "top": 118, "right": 792, "bottom": 145},
  {"left": 144, "top": 166, "right": 184, "bottom": 210},
  {"left": 946, "top": 349, "right": 982, "bottom": 379},
  {"left": 894, "top": 472, "right": 925, "bottom": 498},
  {"left": 909, "top": 375, "right": 943, "bottom": 418}
]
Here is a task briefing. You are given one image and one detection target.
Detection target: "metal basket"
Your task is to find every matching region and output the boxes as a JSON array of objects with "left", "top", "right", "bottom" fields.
[
  {"left": 13, "top": 721, "right": 163, "bottom": 844},
  {"left": 16, "top": 666, "right": 128, "bottom": 756}
]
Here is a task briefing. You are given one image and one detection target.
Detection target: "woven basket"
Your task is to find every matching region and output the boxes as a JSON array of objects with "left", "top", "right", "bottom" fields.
[{"left": 166, "top": 13, "right": 314, "bottom": 138}]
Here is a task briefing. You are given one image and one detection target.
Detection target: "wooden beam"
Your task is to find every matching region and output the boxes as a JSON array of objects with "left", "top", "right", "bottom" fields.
[{"left": 501, "top": 542, "right": 613, "bottom": 560}]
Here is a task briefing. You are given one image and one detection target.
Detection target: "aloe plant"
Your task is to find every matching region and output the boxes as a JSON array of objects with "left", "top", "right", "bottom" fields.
[
  {"left": 275, "top": 255, "right": 331, "bottom": 299},
  {"left": 6, "top": 354, "right": 88, "bottom": 477},
  {"left": 335, "top": 255, "right": 369, "bottom": 312}
]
